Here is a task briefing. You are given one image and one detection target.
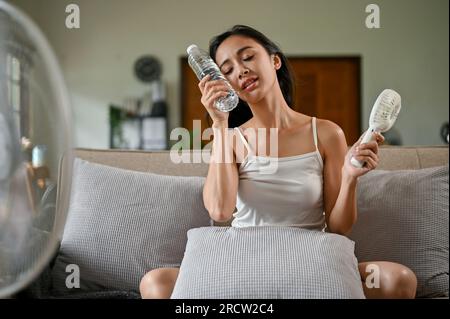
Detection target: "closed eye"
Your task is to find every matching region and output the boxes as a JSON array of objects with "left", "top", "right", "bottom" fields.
[{"left": 222, "top": 56, "right": 254, "bottom": 75}]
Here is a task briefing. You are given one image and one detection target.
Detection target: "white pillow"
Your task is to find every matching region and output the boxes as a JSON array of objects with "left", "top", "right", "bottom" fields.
[
  {"left": 51, "top": 158, "right": 211, "bottom": 296},
  {"left": 349, "top": 165, "right": 449, "bottom": 298},
  {"left": 171, "top": 226, "right": 365, "bottom": 299}
]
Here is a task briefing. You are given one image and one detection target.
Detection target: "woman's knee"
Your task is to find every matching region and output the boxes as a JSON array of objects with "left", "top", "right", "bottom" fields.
[
  {"left": 381, "top": 264, "right": 417, "bottom": 299},
  {"left": 139, "top": 268, "right": 178, "bottom": 299}
]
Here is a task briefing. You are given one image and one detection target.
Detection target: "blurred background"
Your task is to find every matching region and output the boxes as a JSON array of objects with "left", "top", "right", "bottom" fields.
[{"left": 8, "top": 0, "right": 449, "bottom": 149}]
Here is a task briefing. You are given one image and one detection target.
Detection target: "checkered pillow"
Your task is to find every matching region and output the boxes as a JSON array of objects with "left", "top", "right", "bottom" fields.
[
  {"left": 349, "top": 165, "right": 449, "bottom": 298},
  {"left": 171, "top": 226, "right": 365, "bottom": 299},
  {"left": 51, "top": 158, "right": 211, "bottom": 296}
]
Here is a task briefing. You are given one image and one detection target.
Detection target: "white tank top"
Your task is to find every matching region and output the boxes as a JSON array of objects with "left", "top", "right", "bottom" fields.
[{"left": 232, "top": 117, "right": 326, "bottom": 230}]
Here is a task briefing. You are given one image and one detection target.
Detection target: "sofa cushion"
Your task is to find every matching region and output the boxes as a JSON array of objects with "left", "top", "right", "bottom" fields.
[
  {"left": 171, "top": 226, "right": 365, "bottom": 299},
  {"left": 349, "top": 165, "right": 449, "bottom": 298},
  {"left": 51, "top": 158, "right": 211, "bottom": 296}
]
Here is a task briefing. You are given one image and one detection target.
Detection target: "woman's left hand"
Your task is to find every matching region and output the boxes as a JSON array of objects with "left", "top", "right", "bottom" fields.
[{"left": 343, "top": 132, "right": 385, "bottom": 179}]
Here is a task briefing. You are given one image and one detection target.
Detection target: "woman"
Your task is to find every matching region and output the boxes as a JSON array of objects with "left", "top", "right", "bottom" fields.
[{"left": 140, "top": 25, "right": 417, "bottom": 299}]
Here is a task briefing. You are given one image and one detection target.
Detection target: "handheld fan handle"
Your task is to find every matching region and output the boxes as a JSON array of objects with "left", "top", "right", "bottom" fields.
[{"left": 350, "top": 128, "right": 376, "bottom": 168}]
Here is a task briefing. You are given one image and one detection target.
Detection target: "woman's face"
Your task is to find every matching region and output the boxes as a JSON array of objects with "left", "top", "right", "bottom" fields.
[{"left": 215, "top": 35, "right": 281, "bottom": 104}]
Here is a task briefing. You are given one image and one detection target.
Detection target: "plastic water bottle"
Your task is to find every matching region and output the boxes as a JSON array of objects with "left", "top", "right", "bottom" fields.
[{"left": 187, "top": 44, "right": 239, "bottom": 112}]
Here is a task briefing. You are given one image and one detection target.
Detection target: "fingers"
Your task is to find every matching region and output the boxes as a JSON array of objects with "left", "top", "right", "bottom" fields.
[
  {"left": 199, "top": 75, "right": 229, "bottom": 94},
  {"left": 363, "top": 157, "right": 377, "bottom": 169},
  {"left": 199, "top": 78, "right": 229, "bottom": 105},
  {"left": 359, "top": 132, "right": 384, "bottom": 145},
  {"left": 351, "top": 141, "right": 375, "bottom": 157},
  {"left": 350, "top": 132, "right": 384, "bottom": 172},
  {"left": 365, "top": 140, "right": 379, "bottom": 153},
  {"left": 204, "top": 83, "right": 229, "bottom": 99},
  {"left": 203, "top": 91, "right": 228, "bottom": 107},
  {"left": 352, "top": 155, "right": 377, "bottom": 169},
  {"left": 202, "top": 85, "right": 229, "bottom": 104},
  {"left": 358, "top": 133, "right": 382, "bottom": 151},
  {"left": 352, "top": 147, "right": 379, "bottom": 168},
  {"left": 201, "top": 93, "right": 230, "bottom": 115},
  {"left": 352, "top": 152, "right": 377, "bottom": 163},
  {"left": 198, "top": 74, "right": 211, "bottom": 93},
  {"left": 206, "top": 82, "right": 229, "bottom": 95},
  {"left": 375, "top": 132, "right": 385, "bottom": 145}
]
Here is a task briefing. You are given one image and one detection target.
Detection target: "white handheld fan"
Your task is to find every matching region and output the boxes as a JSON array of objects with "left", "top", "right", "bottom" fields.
[{"left": 351, "top": 89, "right": 401, "bottom": 168}]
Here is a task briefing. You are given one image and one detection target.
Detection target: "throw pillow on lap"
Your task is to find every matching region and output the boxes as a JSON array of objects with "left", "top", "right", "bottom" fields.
[
  {"left": 171, "top": 226, "right": 366, "bottom": 299},
  {"left": 349, "top": 165, "right": 449, "bottom": 298},
  {"left": 51, "top": 158, "right": 211, "bottom": 296}
]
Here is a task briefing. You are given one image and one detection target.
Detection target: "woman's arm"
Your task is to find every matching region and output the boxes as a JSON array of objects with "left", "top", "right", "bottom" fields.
[
  {"left": 202, "top": 121, "right": 239, "bottom": 222},
  {"left": 197, "top": 75, "right": 240, "bottom": 222},
  {"left": 320, "top": 120, "right": 383, "bottom": 235},
  {"left": 325, "top": 167, "right": 358, "bottom": 235}
]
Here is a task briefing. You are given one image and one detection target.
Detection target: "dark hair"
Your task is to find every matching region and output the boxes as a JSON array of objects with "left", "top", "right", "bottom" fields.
[{"left": 208, "top": 24, "right": 295, "bottom": 128}]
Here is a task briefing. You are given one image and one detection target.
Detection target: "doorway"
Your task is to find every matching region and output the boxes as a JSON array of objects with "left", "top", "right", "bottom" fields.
[{"left": 180, "top": 56, "right": 361, "bottom": 147}]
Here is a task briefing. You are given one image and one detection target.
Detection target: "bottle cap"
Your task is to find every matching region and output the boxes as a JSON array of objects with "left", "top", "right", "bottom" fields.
[{"left": 186, "top": 44, "right": 199, "bottom": 55}]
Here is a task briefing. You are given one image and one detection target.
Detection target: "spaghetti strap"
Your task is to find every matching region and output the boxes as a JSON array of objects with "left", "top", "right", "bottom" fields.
[
  {"left": 312, "top": 117, "right": 318, "bottom": 150},
  {"left": 234, "top": 127, "right": 252, "bottom": 154}
]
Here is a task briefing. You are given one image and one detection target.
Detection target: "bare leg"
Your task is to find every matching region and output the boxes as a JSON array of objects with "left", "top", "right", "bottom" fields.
[
  {"left": 358, "top": 261, "right": 417, "bottom": 299},
  {"left": 139, "top": 267, "right": 180, "bottom": 299}
]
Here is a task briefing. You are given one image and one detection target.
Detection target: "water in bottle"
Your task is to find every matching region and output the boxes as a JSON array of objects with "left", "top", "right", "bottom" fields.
[{"left": 186, "top": 44, "right": 239, "bottom": 112}]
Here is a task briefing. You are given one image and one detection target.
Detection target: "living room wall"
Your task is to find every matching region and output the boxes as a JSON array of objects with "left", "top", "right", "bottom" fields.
[{"left": 10, "top": 0, "right": 449, "bottom": 147}]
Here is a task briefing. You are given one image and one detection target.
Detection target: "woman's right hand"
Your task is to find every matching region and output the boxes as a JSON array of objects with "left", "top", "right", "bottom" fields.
[{"left": 199, "top": 74, "right": 230, "bottom": 126}]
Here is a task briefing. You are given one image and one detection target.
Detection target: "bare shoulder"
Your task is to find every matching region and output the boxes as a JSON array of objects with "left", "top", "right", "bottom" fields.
[
  {"left": 316, "top": 119, "right": 346, "bottom": 141},
  {"left": 315, "top": 118, "right": 348, "bottom": 158}
]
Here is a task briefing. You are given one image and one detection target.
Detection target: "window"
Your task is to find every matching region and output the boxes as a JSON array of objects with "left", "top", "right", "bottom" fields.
[{"left": 6, "top": 53, "right": 21, "bottom": 138}]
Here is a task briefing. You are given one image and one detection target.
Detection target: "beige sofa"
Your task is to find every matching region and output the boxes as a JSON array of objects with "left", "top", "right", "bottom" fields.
[
  {"left": 20, "top": 145, "right": 446, "bottom": 299},
  {"left": 73, "top": 146, "right": 448, "bottom": 175}
]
